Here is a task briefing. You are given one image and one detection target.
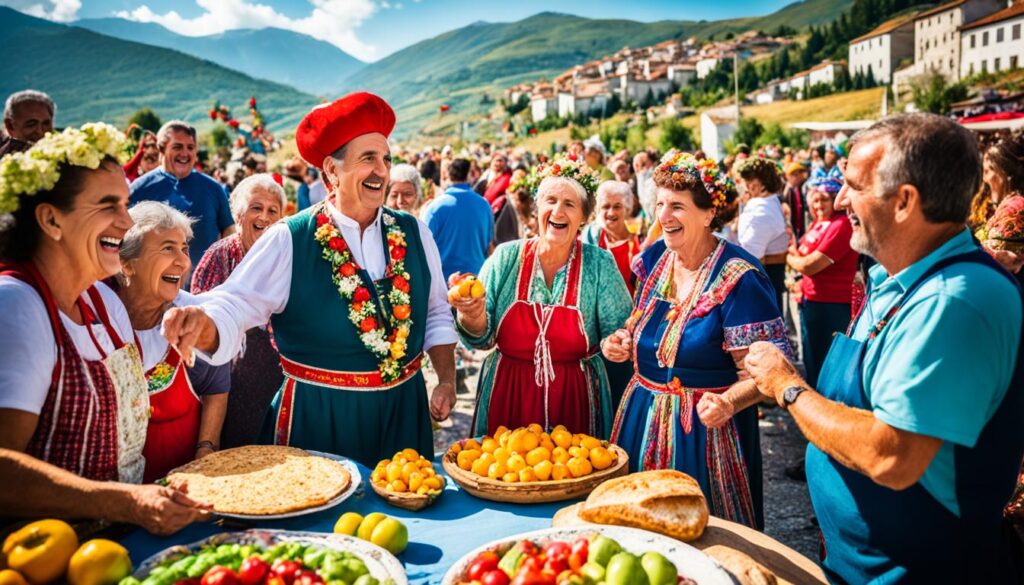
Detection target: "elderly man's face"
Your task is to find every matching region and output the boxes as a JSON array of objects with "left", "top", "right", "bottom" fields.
[
  {"left": 386, "top": 180, "right": 419, "bottom": 213},
  {"left": 633, "top": 153, "right": 652, "bottom": 173},
  {"left": 836, "top": 139, "right": 893, "bottom": 259},
  {"left": 161, "top": 129, "right": 197, "bottom": 180},
  {"left": 327, "top": 132, "right": 392, "bottom": 216},
  {"left": 5, "top": 101, "right": 53, "bottom": 143},
  {"left": 491, "top": 155, "right": 507, "bottom": 174}
]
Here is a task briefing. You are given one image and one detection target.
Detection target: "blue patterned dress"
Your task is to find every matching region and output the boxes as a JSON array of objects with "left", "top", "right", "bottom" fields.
[{"left": 611, "top": 238, "right": 791, "bottom": 529}]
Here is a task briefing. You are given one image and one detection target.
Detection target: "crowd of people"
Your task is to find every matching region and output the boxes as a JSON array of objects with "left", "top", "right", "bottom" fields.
[{"left": 1, "top": 87, "right": 1024, "bottom": 582}]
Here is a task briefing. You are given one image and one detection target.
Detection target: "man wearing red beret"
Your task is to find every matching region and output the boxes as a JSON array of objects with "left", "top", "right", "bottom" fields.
[{"left": 161, "top": 93, "right": 457, "bottom": 465}]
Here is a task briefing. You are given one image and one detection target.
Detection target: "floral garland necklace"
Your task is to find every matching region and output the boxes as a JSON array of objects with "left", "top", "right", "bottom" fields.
[{"left": 313, "top": 207, "right": 413, "bottom": 381}]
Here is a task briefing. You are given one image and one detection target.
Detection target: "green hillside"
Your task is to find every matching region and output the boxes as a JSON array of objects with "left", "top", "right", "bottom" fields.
[
  {"left": 341, "top": 2, "right": 852, "bottom": 137},
  {"left": 0, "top": 7, "right": 317, "bottom": 134}
]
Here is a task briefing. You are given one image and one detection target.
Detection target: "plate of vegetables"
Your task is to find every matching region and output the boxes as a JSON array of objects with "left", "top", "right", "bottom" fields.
[{"left": 123, "top": 530, "right": 406, "bottom": 585}]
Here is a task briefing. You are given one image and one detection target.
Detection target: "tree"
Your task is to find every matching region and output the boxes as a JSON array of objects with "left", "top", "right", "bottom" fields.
[
  {"left": 732, "top": 117, "right": 764, "bottom": 148},
  {"left": 127, "top": 107, "right": 162, "bottom": 133},
  {"left": 640, "top": 88, "right": 656, "bottom": 110},
  {"left": 865, "top": 65, "right": 877, "bottom": 88},
  {"left": 658, "top": 118, "right": 693, "bottom": 152},
  {"left": 912, "top": 73, "right": 970, "bottom": 114},
  {"left": 738, "top": 61, "right": 760, "bottom": 93},
  {"left": 606, "top": 93, "right": 623, "bottom": 117},
  {"left": 206, "top": 124, "right": 232, "bottom": 151}
]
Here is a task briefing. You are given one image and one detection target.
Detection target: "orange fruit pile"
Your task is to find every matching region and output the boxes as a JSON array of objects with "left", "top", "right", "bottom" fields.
[
  {"left": 447, "top": 274, "right": 485, "bottom": 302},
  {"left": 450, "top": 424, "right": 618, "bottom": 483},
  {"left": 371, "top": 448, "right": 446, "bottom": 496}
]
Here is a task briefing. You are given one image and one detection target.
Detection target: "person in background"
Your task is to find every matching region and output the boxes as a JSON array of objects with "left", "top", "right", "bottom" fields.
[
  {"left": 191, "top": 174, "right": 287, "bottom": 449},
  {"left": 129, "top": 120, "right": 235, "bottom": 281},
  {"left": 421, "top": 158, "right": 494, "bottom": 281},
  {"left": 584, "top": 138, "right": 615, "bottom": 180},
  {"left": 973, "top": 131, "right": 1024, "bottom": 276},
  {"left": 386, "top": 163, "right": 424, "bottom": 215},
  {"left": 123, "top": 131, "right": 160, "bottom": 183},
  {"left": 786, "top": 177, "right": 855, "bottom": 387},
  {"left": 609, "top": 159, "right": 631, "bottom": 185},
  {"left": 633, "top": 150, "right": 657, "bottom": 225},
  {"left": 481, "top": 152, "right": 513, "bottom": 204},
  {"left": 783, "top": 162, "right": 809, "bottom": 240},
  {"left": 747, "top": 114, "right": 1023, "bottom": 583},
  {"left": 736, "top": 158, "right": 789, "bottom": 312},
  {"left": 114, "top": 202, "right": 230, "bottom": 482},
  {"left": 1, "top": 89, "right": 55, "bottom": 156}
]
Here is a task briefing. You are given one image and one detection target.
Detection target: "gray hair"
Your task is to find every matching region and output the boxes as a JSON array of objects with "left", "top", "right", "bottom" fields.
[
  {"left": 537, "top": 175, "right": 595, "bottom": 218},
  {"left": 4, "top": 90, "right": 55, "bottom": 122},
  {"left": 388, "top": 163, "right": 422, "bottom": 200},
  {"left": 596, "top": 180, "right": 634, "bottom": 210},
  {"left": 848, "top": 113, "right": 980, "bottom": 224},
  {"left": 156, "top": 120, "right": 197, "bottom": 151},
  {"left": 121, "top": 202, "right": 195, "bottom": 262},
  {"left": 230, "top": 173, "right": 287, "bottom": 222}
]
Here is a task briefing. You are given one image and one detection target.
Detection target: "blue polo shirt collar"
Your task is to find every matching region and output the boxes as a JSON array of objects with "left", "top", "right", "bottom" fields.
[{"left": 867, "top": 228, "right": 975, "bottom": 293}]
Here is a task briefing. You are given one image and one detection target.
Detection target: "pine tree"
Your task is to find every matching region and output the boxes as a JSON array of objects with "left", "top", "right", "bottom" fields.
[{"left": 866, "top": 65, "right": 877, "bottom": 88}]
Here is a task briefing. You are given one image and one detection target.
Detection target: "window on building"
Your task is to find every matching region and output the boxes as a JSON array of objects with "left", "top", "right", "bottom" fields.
[
  {"left": 983, "top": 31, "right": 989, "bottom": 46},
  {"left": 880, "top": 60, "right": 884, "bottom": 70},
  {"left": 998, "top": 27, "right": 1005, "bottom": 43},
  {"left": 1014, "top": 24, "right": 1021, "bottom": 40},
  {"left": 1012, "top": 56, "right": 1019, "bottom": 69},
  {"left": 950, "top": 58, "right": 955, "bottom": 70},
  {"left": 969, "top": 63, "right": 974, "bottom": 75},
  {"left": 982, "top": 59, "right": 988, "bottom": 72},
  {"left": 996, "top": 57, "right": 1002, "bottom": 70},
  {"left": 971, "top": 34, "right": 977, "bottom": 48}
]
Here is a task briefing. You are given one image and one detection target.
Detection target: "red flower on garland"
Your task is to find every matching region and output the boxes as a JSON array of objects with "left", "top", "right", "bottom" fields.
[
  {"left": 354, "top": 287, "right": 371, "bottom": 302},
  {"left": 329, "top": 237, "right": 346, "bottom": 251},
  {"left": 552, "top": 164, "right": 562, "bottom": 175},
  {"left": 360, "top": 316, "right": 377, "bottom": 332},
  {"left": 316, "top": 214, "right": 329, "bottom": 227},
  {"left": 391, "top": 247, "right": 407, "bottom": 260},
  {"left": 340, "top": 263, "right": 356, "bottom": 277},
  {"left": 392, "top": 275, "right": 410, "bottom": 293}
]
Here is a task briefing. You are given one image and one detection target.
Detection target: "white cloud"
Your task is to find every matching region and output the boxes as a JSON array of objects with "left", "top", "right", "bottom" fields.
[
  {"left": 114, "top": 0, "right": 381, "bottom": 61},
  {"left": 2, "top": 0, "right": 81, "bottom": 21}
]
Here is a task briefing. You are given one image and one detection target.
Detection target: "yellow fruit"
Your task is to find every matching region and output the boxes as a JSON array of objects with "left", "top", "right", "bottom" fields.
[
  {"left": 590, "top": 446, "right": 614, "bottom": 470},
  {"left": 567, "top": 457, "right": 593, "bottom": 478},
  {"left": 493, "top": 447, "right": 511, "bottom": 465},
  {"left": 479, "top": 452, "right": 496, "bottom": 467},
  {"left": 408, "top": 472, "right": 424, "bottom": 492},
  {"left": 334, "top": 511, "right": 364, "bottom": 536},
  {"left": 457, "top": 449, "right": 481, "bottom": 471},
  {"left": 423, "top": 476, "right": 442, "bottom": 490},
  {"left": 471, "top": 458, "right": 489, "bottom": 476},
  {"left": 389, "top": 479, "right": 408, "bottom": 493},
  {"left": 458, "top": 279, "right": 475, "bottom": 298},
  {"left": 401, "top": 462, "right": 419, "bottom": 481},
  {"left": 553, "top": 424, "right": 568, "bottom": 432},
  {"left": 470, "top": 280, "right": 485, "bottom": 299},
  {"left": 487, "top": 462, "right": 507, "bottom": 479},
  {"left": 392, "top": 455, "right": 407, "bottom": 466},
  {"left": 463, "top": 438, "right": 481, "bottom": 450},
  {"left": 525, "top": 447, "right": 551, "bottom": 466},
  {"left": 480, "top": 437, "right": 499, "bottom": 453},
  {"left": 580, "top": 436, "right": 602, "bottom": 450},
  {"left": 569, "top": 446, "right": 589, "bottom": 460},
  {"left": 370, "top": 518, "right": 408, "bottom": 555},
  {"left": 357, "top": 512, "right": 388, "bottom": 541},
  {"left": 416, "top": 486, "right": 430, "bottom": 495},
  {"left": 67, "top": 539, "right": 132, "bottom": 585},
  {"left": 2, "top": 519, "right": 79, "bottom": 585},
  {"left": 551, "top": 429, "right": 573, "bottom": 449},
  {"left": 540, "top": 436, "right": 555, "bottom": 452},
  {"left": 449, "top": 443, "right": 462, "bottom": 454},
  {"left": 551, "top": 446, "right": 571, "bottom": 465},
  {"left": 571, "top": 433, "right": 584, "bottom": 447},
  {"left": 551, "top": 463, "right": 569, "bottom": 481},
  {"left": 419, "top": 459, "right": 435, "bottom": 469},
  {"left": 518, "top": 467, "right": 537, "bottom": 483},
  {"left": 533, "top": 460, "right": 553, "bottom": 481},
  {"left": 386, "top": 462, "right": 403, "bottom": 483},
  {"left": 507, "top": 454, "right": 527, "bottom": 473},
  {"left": 401, "top": 448, "right": 419, "bottom": 461},
  {"left": 526, "top": 423, "right": 544, "bottom": 435},
  {"left": 370, "top": 471, "right": 384, "bottom": 484},
  {"left": 436, "top": 475, "right": 446, "bottom": 488},
  {"left": 493, "top": 425, "right": 510, "bottom": 440},
  {"left": 498, "top": 432, "right": 510, "bottom": 448},
  {"left": 0, "top": 571, "right": 28, "bottom": 585},
  {"left": 502, "top": 472, "right": 519, "bottom": 483}
]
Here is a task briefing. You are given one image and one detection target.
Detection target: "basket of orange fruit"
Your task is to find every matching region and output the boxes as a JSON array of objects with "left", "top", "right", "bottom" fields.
[
  {"left": 369, "top": 448, "right": 446, "bottom": 511},
  {"left": 442, "top": 424, "right": 629, "bottom": 504}
]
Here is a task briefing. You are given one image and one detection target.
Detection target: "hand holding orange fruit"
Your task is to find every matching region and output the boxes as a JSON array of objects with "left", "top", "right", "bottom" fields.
[{"left": 447, "top": 273, "right": 485, "bottom": 303}]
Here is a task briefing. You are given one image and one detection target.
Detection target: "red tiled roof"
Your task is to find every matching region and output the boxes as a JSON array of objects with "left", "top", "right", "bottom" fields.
[
  {"left": 850, "top": 12, "right": 919, "bottom": 44},
  {"left": 961, "top": 2, "right": 1024, "bottom": 31},
  {"left": 914, "top": 0, "right": 967, "bottom": 21}
]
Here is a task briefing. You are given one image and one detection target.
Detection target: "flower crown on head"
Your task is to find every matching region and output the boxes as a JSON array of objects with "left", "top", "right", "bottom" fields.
[
  {"left": 807, "top": 176, "right": 843, "bottom": 195},
  {"left": 0, "top": 123, "right": 127, "bottom": 214},
  {"left": 524, "top": 153, "right": 601, "bottom": 198},
  {"left": 657, "top": 150, "right": 736, "bottom": 210}
]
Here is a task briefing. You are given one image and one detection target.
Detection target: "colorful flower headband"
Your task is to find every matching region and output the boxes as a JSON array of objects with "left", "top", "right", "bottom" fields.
[
  {"left": 0, "top": 123, "right": 127, "bottom": 214},
  {"left": 524, "top": 154, "right": 601, "bottom": 198},
  {"left": 657, "top": 150, "right": 736, "bottom": 210},
  {"left": 807, "top": 176, "right": 843, "bottom": 195}
]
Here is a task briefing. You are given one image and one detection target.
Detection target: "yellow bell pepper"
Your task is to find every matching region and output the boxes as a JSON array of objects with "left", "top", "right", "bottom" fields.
[{"left": 2, "top": 520, "right": 79, "bottom": 584}]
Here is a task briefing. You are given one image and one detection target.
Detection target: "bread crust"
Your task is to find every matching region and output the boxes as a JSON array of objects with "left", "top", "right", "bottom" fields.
[{"left": 579, "top": 470, "right": 709, "bottom": 541}]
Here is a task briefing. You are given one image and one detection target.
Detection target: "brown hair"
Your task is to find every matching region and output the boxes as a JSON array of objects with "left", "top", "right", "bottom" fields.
[
  {"left": 653, "top": 164, "right": 739, "bottom": 230},
  {"left": 986, "top": 130, "right": 1024, "bottom": 196},
  {"left": 736, "top": 158, "right": 784, "bottom": 194}
]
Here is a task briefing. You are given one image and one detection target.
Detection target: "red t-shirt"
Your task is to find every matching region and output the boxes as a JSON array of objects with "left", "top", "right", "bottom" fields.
[{"left": 798, "top": 213, "right": 857, "bottom": 303}]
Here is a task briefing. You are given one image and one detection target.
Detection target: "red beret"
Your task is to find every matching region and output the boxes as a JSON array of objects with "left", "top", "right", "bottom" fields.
[{"left": 296, "top": 92, "right": 395, "bottom": 169}]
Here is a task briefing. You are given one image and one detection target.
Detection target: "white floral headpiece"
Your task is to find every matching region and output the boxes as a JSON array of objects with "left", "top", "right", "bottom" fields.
[{"left": 0, "top": 123, "right": 127, "bottom": 214}]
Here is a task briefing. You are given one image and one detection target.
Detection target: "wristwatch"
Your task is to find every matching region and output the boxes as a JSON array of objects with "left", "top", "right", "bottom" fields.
[
  {"left": 782, "top": 385, "right": 808, "bottom": 409},
  {"left": 196, "top": 440, "right": 218, "bottom": 452}
]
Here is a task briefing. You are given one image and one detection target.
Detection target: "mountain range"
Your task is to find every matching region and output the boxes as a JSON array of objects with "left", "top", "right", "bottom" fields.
[{"left": 3, "top": 0, "right": 851, "bottom": 138}]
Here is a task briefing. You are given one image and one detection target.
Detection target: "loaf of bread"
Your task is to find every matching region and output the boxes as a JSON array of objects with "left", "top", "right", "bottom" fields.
[
  {"left": 578, "top": 470, "right": 709, "bottom": 542},
  {"left": 703, "top": 545, "right": 778, "bottom": 585}
]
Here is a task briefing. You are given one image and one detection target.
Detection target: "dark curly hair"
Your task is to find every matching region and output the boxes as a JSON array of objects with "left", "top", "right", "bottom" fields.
[
  {"left": 0, "top": 157, "right": 121, "bottom": 262},
  {"left": 986, "top": 130, "right": 1024, "bottom": 196},
  {"left": 653, "top": 164, "right": 739, "bottom": 230},
  {"left": 736, "top": 157, "right": 784, "bottom": 194}
]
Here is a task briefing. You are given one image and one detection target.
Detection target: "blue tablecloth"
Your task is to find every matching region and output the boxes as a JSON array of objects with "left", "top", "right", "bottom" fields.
[{"left": 120, "top": 459, "right": 572, "bottom": 584}]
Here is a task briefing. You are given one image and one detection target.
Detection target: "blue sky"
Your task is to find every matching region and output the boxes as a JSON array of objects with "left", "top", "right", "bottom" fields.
[{"left": 4, "top": 0, "right": 798, "bottom": 61}]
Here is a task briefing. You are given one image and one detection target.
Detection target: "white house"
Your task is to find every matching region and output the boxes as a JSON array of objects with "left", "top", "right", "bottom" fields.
[
  {"left": 961, "top": 3, "right": 1024, "bottom": 77},
  {"left": 696, "top": 57, "right": 720, "bottom": 79},
  {"left": 530, "top": 86, "right": 558, "bottom": 122},
  {"left": 913, "top": 0, "right": 1004, "bottom": 81},
  {"left": 557, "top": 83, "right": 613, "bottom": 118},
  {"left": 667, "top": 64, "right": 697, "bottom": 88},
  {"left": 700, "top": 106, "right": 738, "bottom": 160},
  {"left": 848, "top": 13, "right": 917, "bottom": 83},
  {"left": 808, "top": 60, "right": 847, "bottom": 86}
]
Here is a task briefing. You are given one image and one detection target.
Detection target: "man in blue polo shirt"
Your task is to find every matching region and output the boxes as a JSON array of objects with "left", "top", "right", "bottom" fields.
[
  {"left": 130, "top": 120, "right": 235, "bottom": 280},
  {"left": 421, "top": 158, "right": 494, "bottom": 280},
  {"left": 746, "top": 113, "right": 1024, "bottom": 583}
]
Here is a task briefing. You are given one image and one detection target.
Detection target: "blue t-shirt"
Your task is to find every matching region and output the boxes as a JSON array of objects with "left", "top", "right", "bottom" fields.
[
  {"left": 129, "top": 169, "right": 234, "bottom": 269},
  {"left": 420, "top": 183, "right": 494, "bottom": 280},
  {"left": 853, "top": 228, "right": 1021, "bottom": 515}
]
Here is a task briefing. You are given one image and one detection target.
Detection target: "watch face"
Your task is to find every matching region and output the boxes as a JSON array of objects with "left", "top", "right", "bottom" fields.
[{"left": 784, "top": 386, "right": 804, "bottom": 405}]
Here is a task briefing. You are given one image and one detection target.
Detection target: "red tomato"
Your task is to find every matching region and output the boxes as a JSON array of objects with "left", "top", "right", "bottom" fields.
[
  {"left": 521, "top": 557, "right": 544, "bottom": 574},
  {"left": 293, "top": 570, "right": 324, "bottom": 585},
  {"left": 468, "top": 552, "right": 501, "bottom": 581},
  {"left": 237, "top": 557, "right": 270, "bottom": 585},
  {"left": 543, "top": 557, "right": 568, "bottom": 575},
  {"left": 265, "top": 577, "right": 286, "bottom": 585},
  {"left": 567, "top": 552, "right": 586, "bottom": 572},
  {"left": 271, "top": 560, "right": 303, "bottom": 585},
  {"left": 570, "top": 538, "right": 588, "bottom": 560},
  {"left": 510, "top": 570, "right": 556, "bottom": 585},
  {"left": 201, "top": 567, "right": 239, "bottom": 585},
  {"left": 481, "top": 569, "right": 511, "bottom": 585},
  {"left": 542, "top": 542, "right": 570, "bottom": 561},
  {"left": 520, "top": 541, "right": 540, "bottom": 557}
]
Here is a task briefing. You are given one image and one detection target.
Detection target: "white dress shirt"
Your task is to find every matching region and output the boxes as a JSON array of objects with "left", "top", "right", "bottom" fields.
[
  {"left": 197, "top": 201, "right": 457, "bottom": 366},
  {"left": 738, "top": 194, "right": 790, "bottom": 259}
]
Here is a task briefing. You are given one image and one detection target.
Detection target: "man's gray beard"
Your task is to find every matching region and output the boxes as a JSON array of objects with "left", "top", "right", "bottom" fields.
[{"left": 849, "top": 229, "right": 877, "bottom": 260}]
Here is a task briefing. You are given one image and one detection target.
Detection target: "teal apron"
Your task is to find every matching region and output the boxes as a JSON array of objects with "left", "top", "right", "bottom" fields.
[{"left": 807, "top": 249, "right": 1024, "bottom": 583}]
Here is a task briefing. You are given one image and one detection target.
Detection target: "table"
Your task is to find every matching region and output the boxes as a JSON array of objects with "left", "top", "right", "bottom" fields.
[{"left": 121, "top": 459, "right": 824, "bottom": 584}]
